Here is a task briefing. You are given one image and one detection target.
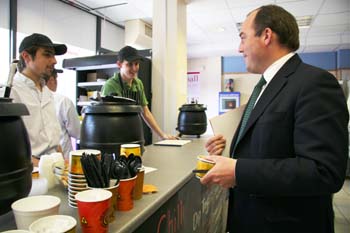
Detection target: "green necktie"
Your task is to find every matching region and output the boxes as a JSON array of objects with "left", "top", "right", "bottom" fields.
[{"left": 234, "top": 76, "right": 266, "bottom": 148}]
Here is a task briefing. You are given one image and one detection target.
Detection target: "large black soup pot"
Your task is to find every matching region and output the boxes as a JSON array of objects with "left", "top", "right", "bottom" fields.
[
  {"left": 176, "top": 103, "right": 207, "bottom": 138},
  {"left": 0, "top": 98, "right": 32, "bottom": 215},
  {"left": 80, "top": 97, "right": 145, "bottom": 156}
]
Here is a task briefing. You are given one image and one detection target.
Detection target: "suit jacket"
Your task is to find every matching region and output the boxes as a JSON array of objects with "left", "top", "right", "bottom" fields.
[{"left": 227, "top": 54, "right": 349, "bottom": 233}]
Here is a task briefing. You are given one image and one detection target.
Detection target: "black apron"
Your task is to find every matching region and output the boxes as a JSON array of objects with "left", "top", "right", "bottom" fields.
[{"left": 114, "top": 74, "right": 142, "bottom": 105}]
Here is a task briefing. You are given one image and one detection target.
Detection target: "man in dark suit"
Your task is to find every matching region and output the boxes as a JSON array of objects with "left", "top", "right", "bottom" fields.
[{"left": 201, "top": 5, "right": 348, "bottom": 233}]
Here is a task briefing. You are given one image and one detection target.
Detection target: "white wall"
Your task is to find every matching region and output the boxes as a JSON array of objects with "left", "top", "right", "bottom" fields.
[
  {"left": 101, "top": 20, "right": 125, "bottom": 52},
  {"left": 188, "top": 56, "right": 222, "bottom": 135},
  {"left": 223, "top": 73, "right": 260, "bottom": 105},
  {"left": 17, "top": 0, "right": 96, "bottom": 51},
  {"left": 0, "top": 0, "right": 10, "bottom": 85},
  {"left": 13, "top": 0, "right": 125, "bottom": 104},
  {"left": 0, "top": 0, "right": 9, "bottom": 29}
]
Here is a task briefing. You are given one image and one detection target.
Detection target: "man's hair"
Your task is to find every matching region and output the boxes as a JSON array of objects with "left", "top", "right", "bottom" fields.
[
  {"left": 17, "top": 46, "right": 40, "bottom": 72},
  {"left": 252, "top": 5, "right": 299, "bottom": 51},
  {"left": 117, "top": 45, "right": 144, "bottom": 63}
]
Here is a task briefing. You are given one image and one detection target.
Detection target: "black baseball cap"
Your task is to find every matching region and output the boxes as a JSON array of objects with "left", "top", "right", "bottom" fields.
[
  {"left": 118, "top": 46, "right": 145, "bottom": 62},
  {"left": 19, "top": 33, "right": 67, "bottom": 55}
]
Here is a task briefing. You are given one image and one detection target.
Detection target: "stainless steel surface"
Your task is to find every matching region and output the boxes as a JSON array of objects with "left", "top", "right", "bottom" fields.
[{"left": 0, "top": 137, "right": 209, "bottom": 232}]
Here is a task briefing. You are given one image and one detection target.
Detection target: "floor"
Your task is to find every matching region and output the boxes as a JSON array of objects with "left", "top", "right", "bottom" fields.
[{"left": 334, "top": 179, "right": 350, "bottom": 233}]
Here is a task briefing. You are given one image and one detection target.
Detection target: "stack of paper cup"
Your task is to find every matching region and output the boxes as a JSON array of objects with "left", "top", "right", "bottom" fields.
[
  {"left": 68, "top": 149, "right": 101, "bottom": 208},
  {"left": 67, "top": 173, "right": 87, "bottom": 208}
]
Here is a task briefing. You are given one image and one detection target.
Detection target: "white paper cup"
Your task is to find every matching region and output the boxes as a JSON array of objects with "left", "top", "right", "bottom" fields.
[
  {"left": 1, "top": 230, "right": 32, "bottom": 233},
  {"left": 28, "top": 177, "right": 48, "bottom": 196},
  {"left": 29, "top": 215, "right": 77, "bottom": 233},
  {"left": 11, "top": 195, "right": 61, "bottom": 229}
]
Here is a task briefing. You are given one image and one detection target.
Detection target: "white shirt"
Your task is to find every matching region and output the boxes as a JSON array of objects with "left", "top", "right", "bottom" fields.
[
  {"left": 10, "top": 72, "right": 61, "bottom": 157},
  {"left": 53, "top": 92, "right": 80, "bottom": 159},
  {"left": 256, "top": 52, "right": 296, "bottom": 105}
]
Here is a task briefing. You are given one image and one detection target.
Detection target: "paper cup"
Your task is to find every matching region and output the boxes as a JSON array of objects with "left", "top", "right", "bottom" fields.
[
  {"left": 69, "top": 149, "right": 101, "bottom": 175},
  {"left": 88, "top": 181, "right": 119, "bottom": 223},
  {"left": 75, "top": 189, "right": 112, "bottom": 233},
  {"left": 133, "top": 166, "right": 145, "bottom": 200},
  {"left": 195, "top": 155, "right": 215, "bottom": 178},
  {"left": 28, "top": 177, "right": 48, "bottom": 196},
  {"left": 11, "top": 195, "right": 60, "bottom": 229},
  {"left": 120, "top": 144, "right": 141, "bottom": 157},
  {"left": 117, "top": 176, "right": 137, "bottom": 211},
  {"left": 1, "top": 230, "right": 32, "bottom": 233},
  {"left": 29, "top": 215, "right": 77, "bottom": 233}
]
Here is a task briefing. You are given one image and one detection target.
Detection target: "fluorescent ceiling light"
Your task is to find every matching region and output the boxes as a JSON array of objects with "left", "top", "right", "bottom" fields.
[{"left": 296, "top": 15, "right": 313, "bottom": 28}]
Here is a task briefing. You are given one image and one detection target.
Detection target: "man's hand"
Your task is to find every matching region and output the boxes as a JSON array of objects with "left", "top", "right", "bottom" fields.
[
  {"left": 205, "top": 134, "right": 226, "bottom": 155},
  {"left": 31, "top": 156, "right": 40, "bottom": 167},
  {"left": 162, "top": 134, "right": 180, "bottom": 140},
  {"left": 200, "top": 155, "right": 237, "bottom": 189}
]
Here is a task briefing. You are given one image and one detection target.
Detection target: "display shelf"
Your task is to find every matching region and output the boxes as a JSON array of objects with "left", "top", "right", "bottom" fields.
[{"left": 77, "top": 81, "right": 106, "bottom": 89}]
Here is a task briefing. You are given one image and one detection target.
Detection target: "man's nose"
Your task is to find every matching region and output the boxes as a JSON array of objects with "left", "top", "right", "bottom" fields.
[
  {"left": 238, "top": 43, "right": 243, "bottom": 53},
  {"left": 52, "top": 56, "right": 57, "bottom": 64}
]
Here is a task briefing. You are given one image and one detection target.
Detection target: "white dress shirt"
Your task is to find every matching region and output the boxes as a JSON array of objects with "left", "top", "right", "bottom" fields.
[
  {"left": 10, "top": 72, "right": 61, "bottom": 157},
  {"left": 255, "top": 52, "right": 296, "bottom": 105},
  {"left": 53, "top": 92, "right": 80, "bottom": 159}
]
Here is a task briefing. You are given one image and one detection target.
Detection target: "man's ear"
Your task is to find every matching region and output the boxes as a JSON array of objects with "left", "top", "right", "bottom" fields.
[
  {"left": 21, "top": 51, "right": 33, "bottom": 64},
  {"left": 116, "top": 60, "right": 122, "bottom": 68},
  {"left": 263, "top": 27, "right": 273, "bottom": 46}
]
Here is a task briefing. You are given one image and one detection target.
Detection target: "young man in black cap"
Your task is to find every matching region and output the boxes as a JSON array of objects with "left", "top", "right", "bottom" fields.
[
  {"left": 102, "top": 45, "right": 177, "bottom": 140},
  {"left": 10, "top": 33, "right": 67, "bottom": 161}
]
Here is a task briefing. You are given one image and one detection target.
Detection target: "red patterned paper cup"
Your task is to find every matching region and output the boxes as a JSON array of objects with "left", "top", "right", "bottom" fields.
[{"left": 75, "top": 189, "right": 112, "bottom": 233}]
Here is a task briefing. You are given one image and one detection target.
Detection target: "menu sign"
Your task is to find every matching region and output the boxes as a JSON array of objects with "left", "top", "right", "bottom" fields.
[{"left": 134, "top": 176, "right": 228, "bottom": 233}]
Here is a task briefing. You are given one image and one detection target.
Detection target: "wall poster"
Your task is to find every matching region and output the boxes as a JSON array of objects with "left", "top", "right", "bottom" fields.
[{"left": 187, "top": 72, "right": 200, "bottom": 103}]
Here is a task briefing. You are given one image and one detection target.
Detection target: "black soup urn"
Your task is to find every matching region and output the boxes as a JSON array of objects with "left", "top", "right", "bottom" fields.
[
  {"left": 80, "top": 97, "right": 145, "bottom": 156},
  {"left": 176, "top": 103, "right": 207, "bottom": 138},
  {"left": 0, "top": 98, "right": 32, "bottom": 215}
]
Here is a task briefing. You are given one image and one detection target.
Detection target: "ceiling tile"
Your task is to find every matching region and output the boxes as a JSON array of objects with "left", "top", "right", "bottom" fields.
[
  {"left": 320, "top": 0, "right": 350, "bottom": 14},
  {"left": 70, "top": 0, "right": 350, "bottom": 57},
  {"left": 309, "top": 24, "right": 349, "bottom": 35},
  {"left": 313, "top": 12, "right": 350, "bottom": 26},
  {"left": 187, "top": 0, "right": 228, "bottom": 13},
  {"left": 226, "top": 0, "right": 274, "bottom": 9}
]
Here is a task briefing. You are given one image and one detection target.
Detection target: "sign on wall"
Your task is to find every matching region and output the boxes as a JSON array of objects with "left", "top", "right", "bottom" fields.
[
  {"left": 187, "top": 72, "right": 200, "bottom": 103},
  {"left": 218, "top": 92, "right": 241, "bottom": 115}
]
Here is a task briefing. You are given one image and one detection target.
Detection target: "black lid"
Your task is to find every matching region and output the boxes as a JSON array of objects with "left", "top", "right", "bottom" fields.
[
  {"left": 179, "top": 103, "right": 207, "bottom": 112},
  {"left": 83, "top": 103, "right": 142, "bottom": 114},
  {"left": 0, "top": 98, "right": 29, "bottom": 116}
]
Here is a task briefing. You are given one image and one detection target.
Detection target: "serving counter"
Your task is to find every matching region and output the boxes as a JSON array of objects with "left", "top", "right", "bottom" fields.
[{"left": 0, "top": 138, "right": 228, "bottom": 233}]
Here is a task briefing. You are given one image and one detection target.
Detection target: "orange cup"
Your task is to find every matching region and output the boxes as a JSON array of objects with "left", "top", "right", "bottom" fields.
[
  {"left": 133, "top": 166, "right": 145, "bottom": 200},
  {"left": 117, "top": 176, "right": 137, "bottom": 211},
  {"left": 69, "top": 149, "right": 101, "bottom": 175},
  {"left": 75, "top": 189, "right": 112, "bottom": 233},
  {"left": 195, "top": 155, "right": 215, "bottom": 178},
  {"left": 120, "top": 144, "right": 141, "bottom": 157}
]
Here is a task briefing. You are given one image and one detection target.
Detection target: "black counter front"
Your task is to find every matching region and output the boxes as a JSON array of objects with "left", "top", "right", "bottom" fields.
[{"left": 0, "top": 138, "right": 228, "bottom": 232}]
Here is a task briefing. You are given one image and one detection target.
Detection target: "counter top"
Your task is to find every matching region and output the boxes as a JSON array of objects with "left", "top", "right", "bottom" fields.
[{"left": 0, "top": 137, "right": 209, "bottom": 232}]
